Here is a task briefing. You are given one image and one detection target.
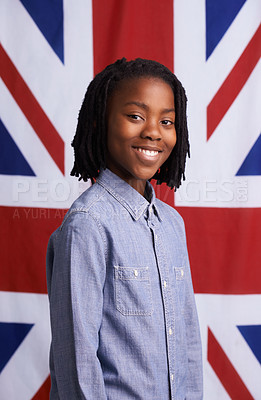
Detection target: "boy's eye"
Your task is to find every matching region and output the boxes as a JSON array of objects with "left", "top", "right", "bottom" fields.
[
  {"left": 161, "top": 120, "right": 174, "bottom": 126},
  {"left": 127, "top": 114, "right": 147, "bottom": 121},
  {"left": 127, "top": 114, "right": 143, "bottom": 120}
]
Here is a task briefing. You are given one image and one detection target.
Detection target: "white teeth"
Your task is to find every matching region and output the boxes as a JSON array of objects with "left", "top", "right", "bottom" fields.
[{"left": 137, "top": 148, "right": 159, "bottom": 156}]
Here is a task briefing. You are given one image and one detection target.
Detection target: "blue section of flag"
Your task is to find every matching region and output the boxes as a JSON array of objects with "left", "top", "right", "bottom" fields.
[
  {"left": 0, "top": 119, "right": 35, "bottom": 176},
  {"left": 236, "top": 133, "right": 261, "bottom": 176},
  {"left": 19, "top": 0, "right": 64, "bottom": 63},
  {"left": 238, "top": 325, "right": 261, "bottom": 364},
  {"left": 0, "top": 322, "right": 34, "bottom": 372},
  {"left": 206, "top": 0, "right": 247, "bottom": 59}
]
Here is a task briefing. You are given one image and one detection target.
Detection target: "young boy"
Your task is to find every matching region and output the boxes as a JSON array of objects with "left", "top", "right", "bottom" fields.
[{"left": 46, "top": 58, "right": 203, "bottom": 399}]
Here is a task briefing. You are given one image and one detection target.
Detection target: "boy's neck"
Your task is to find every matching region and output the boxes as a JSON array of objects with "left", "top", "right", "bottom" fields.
[{"left": 124, "top": 177, "right": 147, "bottom": 197}]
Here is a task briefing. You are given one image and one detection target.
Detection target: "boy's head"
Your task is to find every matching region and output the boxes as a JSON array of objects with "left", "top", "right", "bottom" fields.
[{"left": 71, "top": 58, "right": 189, "bottom": 189}]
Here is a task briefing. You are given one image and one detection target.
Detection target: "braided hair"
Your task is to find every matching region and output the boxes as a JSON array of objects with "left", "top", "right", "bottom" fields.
[{"left": 71, "top": 58, "right": 190, "bottom": 190}]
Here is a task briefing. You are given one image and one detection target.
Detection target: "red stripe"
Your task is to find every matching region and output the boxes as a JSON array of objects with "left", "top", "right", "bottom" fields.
[
  {"left": 3, "top": 204, "right": 259, "bottom": 295},
  {"left": 0, "top": 206, "right": 66, "bottom": 293},
  {"left": 178, "top": 207, "right": 261, "bottom": 294},
  {"left": 207, "top": 328, "right": 254, "bottom": 399},
  {"left": 0, "top": 44, "right": 65, "bottom": 174},
  {"left": 92, "top": 0, "right": 174, "bottom": 74},
  {"left": 207, "top": 24, "right": 261, "bottom": 140},
  {"left": 4, "top": 203, "right": 260, "bottom": 294}
]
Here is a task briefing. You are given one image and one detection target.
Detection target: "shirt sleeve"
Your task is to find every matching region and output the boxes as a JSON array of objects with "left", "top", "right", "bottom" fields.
[
  {"left": 182, "top": 230, "right": 203, "bottom": 399},
  {"left": 46, "top": 211, "right": 107, "bottom": 399}
]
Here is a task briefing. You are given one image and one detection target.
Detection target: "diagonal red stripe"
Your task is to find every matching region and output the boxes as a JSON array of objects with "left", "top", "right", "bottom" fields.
[
  {"left": 207, "top": 24, "right": 261, "bottom": 140},
  {"left": 0, "top": 44, "right": 65, "bottom": 174},
  {"left": 207, "top": 328, "right": 254, "bottom": 399}
]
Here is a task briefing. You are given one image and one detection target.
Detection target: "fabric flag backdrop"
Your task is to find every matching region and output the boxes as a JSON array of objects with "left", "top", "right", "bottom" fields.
[{"left": 0, "top": 0, "right": 260, "bottom": 398}]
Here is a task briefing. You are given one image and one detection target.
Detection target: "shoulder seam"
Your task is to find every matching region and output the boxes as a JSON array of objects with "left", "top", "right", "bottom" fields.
[{"left": 60, "top": 208, "right": 108, "bottom": 259}]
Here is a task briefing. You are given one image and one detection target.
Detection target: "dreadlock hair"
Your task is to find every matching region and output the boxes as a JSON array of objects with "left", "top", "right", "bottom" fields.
[{"left": 71, "top": 57, "right": 190, "bottom": 190}]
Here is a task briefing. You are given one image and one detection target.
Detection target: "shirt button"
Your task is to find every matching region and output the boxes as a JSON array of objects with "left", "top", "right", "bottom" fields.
[
  {"left": 181, "top": 269, "right": 184, "bottom": 277},
  {"left": 171, "top": 374, "right": 174, "bottom": 381},
  {"left": 163, "top": 281, "right": 167, "bottom": 288},
  {"left": 169, "top": 328, "right": 173, "bottom": 335},
  {"left": 155, "top": 234, "right": 158, "bottom": 240},
  {"left": 134, "top": 269, "right": 139, "bottom": 277}
]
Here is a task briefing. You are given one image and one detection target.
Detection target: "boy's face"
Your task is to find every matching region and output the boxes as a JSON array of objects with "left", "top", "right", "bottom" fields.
[{"left": 106, "top": 77, "right": 176, "bottom": 193}]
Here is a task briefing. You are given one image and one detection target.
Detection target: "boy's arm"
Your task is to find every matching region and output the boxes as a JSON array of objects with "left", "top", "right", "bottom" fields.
[{"left": 46, "top": 211, "right": 107, "bottom": 399}]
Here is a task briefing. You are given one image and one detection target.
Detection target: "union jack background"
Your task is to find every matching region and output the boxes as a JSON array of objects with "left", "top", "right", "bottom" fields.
[{"left": 0, "top": 1, "right": 260, "bottom": 399}]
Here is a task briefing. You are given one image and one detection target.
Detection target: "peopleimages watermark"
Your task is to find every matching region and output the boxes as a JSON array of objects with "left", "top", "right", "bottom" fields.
[{"left": 11, "top": 177, "right": 248, "bottom": 205}]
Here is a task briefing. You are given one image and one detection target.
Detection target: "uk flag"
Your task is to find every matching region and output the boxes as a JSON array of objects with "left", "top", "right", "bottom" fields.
[{"left": 0, "top": 0, "right": 260, "bottom": 399}]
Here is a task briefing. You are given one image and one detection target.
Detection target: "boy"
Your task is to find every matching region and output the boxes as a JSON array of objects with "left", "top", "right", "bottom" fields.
[{"left": 47, "top": 58, "right": 203, "bottom": 399}]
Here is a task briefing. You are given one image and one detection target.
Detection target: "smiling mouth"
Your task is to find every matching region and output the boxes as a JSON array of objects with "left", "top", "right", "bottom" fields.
[{"left": 134, "top": 147, "right": 161, "bottom": 157}]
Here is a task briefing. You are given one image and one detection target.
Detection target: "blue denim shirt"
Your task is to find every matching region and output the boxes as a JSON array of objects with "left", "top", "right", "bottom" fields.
[{"left": 46, "top": 168, "right": 203, "bottom": 400}]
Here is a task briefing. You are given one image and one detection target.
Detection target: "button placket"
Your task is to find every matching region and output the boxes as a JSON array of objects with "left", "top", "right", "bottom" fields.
[{"left": 153, "top": 229, "right": 176, "bottom": 399}]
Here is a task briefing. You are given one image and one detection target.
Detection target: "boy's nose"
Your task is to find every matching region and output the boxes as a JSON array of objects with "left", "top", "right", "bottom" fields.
[{"left": 140, "top": 121, "right": 161, "bottom": 141}]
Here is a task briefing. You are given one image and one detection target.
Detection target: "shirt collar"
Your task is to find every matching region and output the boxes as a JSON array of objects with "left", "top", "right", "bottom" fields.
[{"left": 96, "top": 168, "right": 161, "bottom": 221}]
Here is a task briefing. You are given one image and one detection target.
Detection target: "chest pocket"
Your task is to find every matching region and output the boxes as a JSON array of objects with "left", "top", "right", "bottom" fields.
[{"left": 114, "top": 266, "right": 153, "bottom": 316}]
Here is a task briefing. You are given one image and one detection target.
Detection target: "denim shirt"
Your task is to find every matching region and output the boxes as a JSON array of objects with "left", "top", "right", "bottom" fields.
[{"left": 46, "top": 168, "right": 203, "bottom": 400}]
